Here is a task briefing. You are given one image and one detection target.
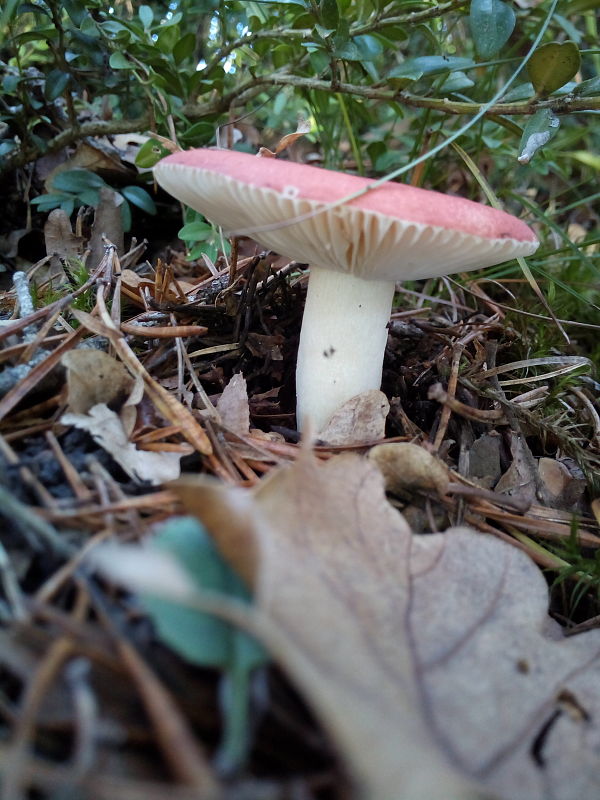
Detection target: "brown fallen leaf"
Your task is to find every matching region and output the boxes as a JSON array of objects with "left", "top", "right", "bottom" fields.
[
  {"left": 62, "top": 404, "right": 183, "bottom": 485},
  {"left": 537, "top": 457, "right": 586, "bottom": 510},
  {"left": 368, "top": 441, "right": 449, "bottom": 497},
  {"left": 173, "top": 452, "right": 600, "bottom": 800},
  {"left": 43, "top": 209, "right": 84, "bottom": 285},
  {"left": 494, "top": 431, "right": 536, "bottom": 509},
  {"left": 61, "top": 349, "right": 134, "bottom": 414},
  {"left": 318, "top": 389, "right": 389, "bottom": 445},
  {"left": 89, "top": 187, "right": 124, "bottom": 267},
  {"left": 216, "top": 373, "right": 250, "bottom": 436}
]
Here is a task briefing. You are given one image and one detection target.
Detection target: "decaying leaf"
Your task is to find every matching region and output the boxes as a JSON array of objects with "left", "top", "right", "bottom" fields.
[
  {"left": 171, "top": 452, "right": 600, "bottom": 800},
  {"left": 318, "top": 389, "right": 389, "bottom": 445},
  {"left": 468, "top": 431, "right": 502, "bottom": 488},
  {"left": 538, "top": 457, "right": 586, "bottom": 510},
  {"left": 88, "top": 187, "right": 124, "bottom": 267},
  {"left": 217, "top": 373, "right": 250, "bottom": 435},
  {"left": 42, "top": 209, "right": 84, "bottom": 284},
  {"left": 494, "top": 431, "right": 536, "bottom": 509},
  {"left": 62, "top": 403, "right": 182, "bottom": 485},
  {"left": 257, "top": 119, "right": 312, "bottom": 158},
  {"left": 368, "top": 441, "right": 449, "bottom": 496},
  {"left": 61, "top": 349, "right": 134, "bottom": 414}
]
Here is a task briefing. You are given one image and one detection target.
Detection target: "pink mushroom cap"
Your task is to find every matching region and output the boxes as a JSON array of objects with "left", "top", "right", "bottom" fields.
[{"left": 155, "top": 147, "right": 538, "bottom": 281}]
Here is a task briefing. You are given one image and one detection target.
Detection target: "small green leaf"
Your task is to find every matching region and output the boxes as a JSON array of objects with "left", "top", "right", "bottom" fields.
[
  {"left": 52, "top": 169, "right": 106, "bottom": 194},
  {"left": 440, "top": 70, "right": 475, "bottom": 93},
  {"left": 44, "top": 69, "right": 70, "bottom": 101},
  {"left": 388, "top": 55, "right": 475, "bottom": 83},
  {"left": 501, "top": 82, "right": 535, "bottom": 102},
  {"left": 120, "top": 185, "right": 157, "bottom": 215},
  {"left": 109, "top": 51, "right": 131, "bottom": 70},
  {"left": 517, "top": 108, "right": 560, "bottom": 165},
  {"left": 79, "top": 14, "right": 98, "bottom": 36},
  {"left": 173, "top": 32, "right": 196, "bottom": 64},
  {"left": 178, "top": 221, "right": 213, "bottom": 241},
  {"left": 319, "top": 0, "right": 339, "bottom": 29},
  {"left": 178, "top": 121, "right": 215, "bottom": 147},
  {"left": 135, "top": 139, "right": 172, "bottom": 168},
  {"left": 62, "top": 0, "right": 87, "bottom": 26},
  {"left": 120, "top": 199, "right": 132, "bottom": 232},
  {"left": 157, "top": 24, "right": 179, "bottom": 54},
  {"left": 469, "top": 0, "right": 515, "bottom": 60},
  {"left": 138, "top": 4, "right": 154, "bottom": 28},
  {"left": 333, "top": 39, "right": 360, "bottom": 60},
  {"left": 573, "top": 76, "right": 600, "bottom": 97},
  {"left": 31, "top": 192, "right": 72, "bottom": 210},
  {"left": 527, "top": 41, "right": 581, "bottom": 96}
]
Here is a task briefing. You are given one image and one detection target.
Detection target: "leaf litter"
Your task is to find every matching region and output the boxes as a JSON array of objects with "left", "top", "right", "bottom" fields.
[{"left": 1, "top": 143, "right": 600, "bottom": 799}]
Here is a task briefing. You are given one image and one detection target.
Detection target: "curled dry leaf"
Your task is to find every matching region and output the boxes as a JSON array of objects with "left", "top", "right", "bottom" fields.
[
  {"left": 318, "top": 389, "right": 389, "bottom": 445},
  {"left": 174, "top": 452, "right": 600, "bottom": 800},
  {"left": 257, "top": 118, "right": 312, "bottom": 158},
  {"left": 62, "top": 403, "right": 183, "bottom": 485},
  {"left": 368, "top": 441, "right": 449, "bottom": 496}
]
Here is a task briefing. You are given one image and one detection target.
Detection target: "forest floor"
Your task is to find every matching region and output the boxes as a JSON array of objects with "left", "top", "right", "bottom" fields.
[{"left": 1, "top": 169, "right": 600, "bottom": 800}]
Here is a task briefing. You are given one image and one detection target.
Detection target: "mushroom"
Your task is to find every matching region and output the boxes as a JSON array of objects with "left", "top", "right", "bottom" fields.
[{"left": 154, "top": 148, "right": 538, "bottom": 432}]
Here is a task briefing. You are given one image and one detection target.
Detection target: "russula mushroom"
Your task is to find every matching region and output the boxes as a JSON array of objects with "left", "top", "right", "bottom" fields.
[{"left": 154, "top": 148, "right": 538, "bottom": 432}]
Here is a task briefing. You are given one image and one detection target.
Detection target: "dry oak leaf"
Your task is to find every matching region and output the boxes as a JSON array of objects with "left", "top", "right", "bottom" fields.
[
  {"left": 175, "top": 452, "right": 600, "bottom": 800},
  {"left": 318, "top": 389, "right": 389, "bottom": 445}
]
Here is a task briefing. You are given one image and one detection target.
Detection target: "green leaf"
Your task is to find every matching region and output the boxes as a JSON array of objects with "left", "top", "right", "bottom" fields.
[
  {"left": 319, "top": 0, "right": 339, "bottom": 29},
  {"left": 52, "top": 169, "right": 106, "bottom": 194},
  {"left": 44, "top": 69, "right": 70, "bottom": 102},
  {"left": 79, "top": 14, "right": 98, "bottom": 36},
  {"left": 62, "top": 0, "right": 88, "bottom": 27},
  {"left": 469, "top": 0, "right": 515, "bottom": 60},
  {"left": 120, "top": 185, "right": 157, "bottom": 215},
  {"left": 333, "top": 39, "right": 360, "bottom": 60},
  {"left": 178, "top": 221, "right": 213, "bottom": 241},
  {"left": 31, "top": 192, "right": 72, "bottom": 210},
  {"left": 517, "top": 109, "right": 560, "bottom": 165},
  {"left": 440, "top": 70, "right": 475, "bottom": 93},
  {"left": 178, "top": 121, "right": 215, "bottom": 147},
  {"left": 138, "top": 4, "right": 153, "bottom": 28},
  {"left": 139, "top": 517, "right": 267, "bottom": 772},
  {"left": 120, "top": 199, "right": 132, "bottom": 232},
  {"left": 501, "top": 82, "right": 535, "bottom": 102},
  {"left": 173, "top": 32, "right": 196, "bottom": 64},
  {"left": 388, "top": 55, "right": 475, "bottom": 83},
  {"left": 573, "top": 76, "right": 600, "bottom": 97},
  {"left": 135, "top": 139, "right": 172, "bottom": 169},
  {"left": 353, "top": 34, "right": 383, "bottom": 61},
  {"left": 143, "top": 517, "right": 266, "bottom": 665},
  {"left": 109, "top": 51, "right": 131, "bottom": 70},
  {"left": 527, "top": 41, "right": 581, "bottom": 96},
  {"left": 15, "top": 27, "right": 58, "bottom": 44},
  {"left": 0, "top": 0, "right": 20, "bottom": 28}
]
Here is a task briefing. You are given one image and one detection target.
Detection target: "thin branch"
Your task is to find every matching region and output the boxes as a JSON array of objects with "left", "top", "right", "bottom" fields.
[
  {"left": 230, "top": 73, "right": 600, "bottom": 116},
  {"left": 4, "top": 68, "right": 599, "bottom": 178}
]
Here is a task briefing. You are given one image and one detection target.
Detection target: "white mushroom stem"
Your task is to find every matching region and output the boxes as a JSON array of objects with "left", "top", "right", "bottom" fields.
[{"left": 296, "top": 266, "right": 396, "bottom": 433}]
